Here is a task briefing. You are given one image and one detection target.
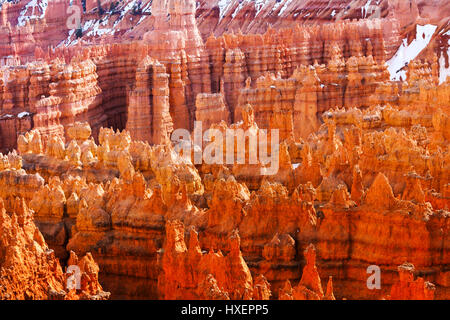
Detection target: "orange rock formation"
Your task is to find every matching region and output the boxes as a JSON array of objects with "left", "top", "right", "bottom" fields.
[
  {"left": 0, "top": 197, "right": 109, "bottom": 300},
  {"left": 0, "top": 0, "right": 448, "bottom": 301}
]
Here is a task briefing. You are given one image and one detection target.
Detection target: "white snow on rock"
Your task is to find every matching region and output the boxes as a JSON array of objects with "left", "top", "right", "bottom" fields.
[
  {"left": 17, "top": 0, "right": 48, "bottom": 27},
  {"left": 361, "top": 0, "right": 371, "bottom": 19},
  {"left": 219, "top": 0, "right": 271, "bottom": 21},
  {"left": 278, "top": 0, "right": 293, "bottom": 16},
  {"left": 82, "top": 20, "right": 95, "bottom": 33},
  {"left": 439, "top": 43, "right": 450, "bottom": 85},
  {"left": 57, "top": 0, "right": 148, "bottom": 47},
  {"left": 18, "top": 111, "right": 30, "bottom": 118},
  {"left": 231, "top": 0, "right": 245, "bottom": 19},
  {"left": 218, "top": 0, "right": 233, "bottom": 21},
  {"left": 137, "top": 0, "right": 152, "bottom": 24},
  {"left": 386, "top": 24, "right": 438, "bottom": 82},
  {"left": 119, "top": 0, "right": 137, "bottom": 18},
  {"left": 254, "top": 0, "right": 267, "bottom": 16},
  {"left": 56, "top": 29, "right": 75, "bottom": 48}
]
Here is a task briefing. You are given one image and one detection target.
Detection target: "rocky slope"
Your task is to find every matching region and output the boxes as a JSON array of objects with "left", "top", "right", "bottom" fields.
[{"left": 0, "top": 195, "right": 109, "bottom": 300}]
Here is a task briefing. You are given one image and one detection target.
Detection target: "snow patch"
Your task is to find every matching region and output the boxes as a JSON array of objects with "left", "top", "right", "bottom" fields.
[
  {"left": 121, "top": 0, "right": 137, "bottom": 16},
  {"left": 361, "top": 0, "right": 371, "bottom": 19},
  {"left": 82, "top": 20, "right": 95, "bottom": 33},
  {"left": 86, "top": 19, "right": 114, "bottom": 37},
  {"left": 112, "top": 0, "right": 137, "bottom": 28},
  {"left": 138, "top": 0, "right": 152, "bottom": 23},
  {"left": 56, "top": 29, "right": 75, "bottom": 48},
  {"left": 56, "top": 0, "right": 154, "bottom": 47},
  {"left": 278, "top": 0, "right": 293, "bottom": 17},
  {"left": 254, "top": 0, "right": 268, "bottom": 17},
  {"left": 232, "top": 0, "right": 245, "bottom": 19},
  {"left": 218, "top": 0, "right": 233, "bottom": 21},
  {"left": 386, "top": 24, "right": 438, "bottom": 82}
]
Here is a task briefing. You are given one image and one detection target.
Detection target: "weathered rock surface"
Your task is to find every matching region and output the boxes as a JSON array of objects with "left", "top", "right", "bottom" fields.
[
  {"left": 387, "top": 263, "right": 436, "bottom": 300},
  {"left": 0, "top": 0, "right": 448, "bottom": 301},
  {"left": 0, "top": 197, "right": 109, "bottom": 300}
]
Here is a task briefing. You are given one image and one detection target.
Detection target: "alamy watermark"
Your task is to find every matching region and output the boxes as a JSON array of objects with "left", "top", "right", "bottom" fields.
[{"left": 171, "top": 121, "right": 280, "bottom": 176}]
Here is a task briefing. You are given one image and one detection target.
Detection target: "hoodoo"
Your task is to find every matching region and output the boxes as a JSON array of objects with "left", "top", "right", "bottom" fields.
[{"left": 0, "top": 0, "right": 448, "bottom": 301}]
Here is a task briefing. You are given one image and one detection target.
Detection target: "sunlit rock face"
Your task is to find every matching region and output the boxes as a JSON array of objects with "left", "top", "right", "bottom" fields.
[
  {"left": 0, "top": 196, "right": 109, "bottom": 300},
  {"left": 0, "top": 0, "right": 448, "bottom": 300}
]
